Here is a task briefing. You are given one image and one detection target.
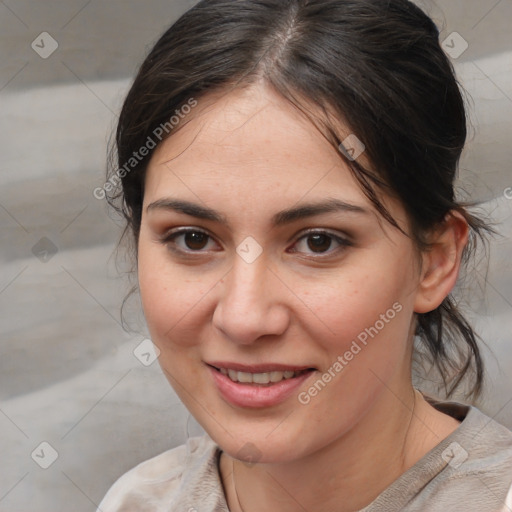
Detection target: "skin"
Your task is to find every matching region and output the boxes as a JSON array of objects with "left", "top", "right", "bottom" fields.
[{"left": 137, "top": 81, "right": 468, "bottom": 511}]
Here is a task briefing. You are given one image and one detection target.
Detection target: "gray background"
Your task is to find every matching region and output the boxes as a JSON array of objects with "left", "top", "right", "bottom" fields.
[{"left": 0, "top": 1, "right": 511, "bottom": 511}]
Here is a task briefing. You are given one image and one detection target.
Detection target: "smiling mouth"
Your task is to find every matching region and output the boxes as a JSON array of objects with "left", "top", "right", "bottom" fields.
[{"left": 209, "top": 365, "right": 315, "bottom": 386}]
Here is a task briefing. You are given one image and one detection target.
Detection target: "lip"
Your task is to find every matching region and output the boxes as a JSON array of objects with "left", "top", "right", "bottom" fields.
[
  {"left": 207, "top": 361, "right": 314, "bottom": 373},
  {"left": 206, "top": 363, "right": 316, "bottom": 408}
]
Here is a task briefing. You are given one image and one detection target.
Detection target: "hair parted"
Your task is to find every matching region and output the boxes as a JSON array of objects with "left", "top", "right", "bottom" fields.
[{"left": 106, "top": 0, "right": 494, "bottom": 401}]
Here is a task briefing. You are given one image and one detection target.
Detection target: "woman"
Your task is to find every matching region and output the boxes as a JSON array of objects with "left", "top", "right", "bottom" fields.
[{"left": 98, "top": 0, "right": 512, "bottom": 510}]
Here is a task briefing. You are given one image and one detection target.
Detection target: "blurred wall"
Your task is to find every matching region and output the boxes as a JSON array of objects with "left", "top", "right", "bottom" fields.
[{"left": 1, "top": 1, "right": 511, "bottom": 511}]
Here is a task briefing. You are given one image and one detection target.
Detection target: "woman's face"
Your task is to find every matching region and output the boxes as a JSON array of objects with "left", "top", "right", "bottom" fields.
[{"left": 138, "top": 83, "right": 424, "bottom": 463}]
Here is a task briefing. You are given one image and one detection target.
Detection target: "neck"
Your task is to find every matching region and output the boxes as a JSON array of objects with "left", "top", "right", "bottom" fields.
[{"left": 220, "top": 387, "right": 460, "bottom": 512}]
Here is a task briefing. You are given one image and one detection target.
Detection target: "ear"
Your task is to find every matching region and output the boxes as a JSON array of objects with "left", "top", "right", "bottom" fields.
[{"left": 414, "top": 211, "right": 469, "bottom": 314}]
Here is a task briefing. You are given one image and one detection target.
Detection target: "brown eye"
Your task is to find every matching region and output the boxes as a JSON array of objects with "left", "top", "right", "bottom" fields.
[
  {"left": 184, "top": 231, "right": 209, "bottom": 250},
  {"left": 161, "top": 228, "right": 218, "bottom": 253},
  {"left": 307, "top": 234, "right": 333, "bottom": 253},
  {"left": 291, "top": 230, "right": 351, "bottom": 257}
]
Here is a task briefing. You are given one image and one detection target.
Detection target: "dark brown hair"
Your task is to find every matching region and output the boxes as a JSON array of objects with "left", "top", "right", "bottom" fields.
[{"left": 106, "top": 0, "right": 492, "bottom": 400}]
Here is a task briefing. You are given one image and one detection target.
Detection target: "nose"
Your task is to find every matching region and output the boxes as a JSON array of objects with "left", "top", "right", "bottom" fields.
[{"left": 212, "top": 256, "right": 290, "bottom": 345}]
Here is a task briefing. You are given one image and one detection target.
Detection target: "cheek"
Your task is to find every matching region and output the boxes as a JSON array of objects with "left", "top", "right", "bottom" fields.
[
  {"left": 292, "top": 272, "right": 413, "bottom": 427},
  {"left": 137, "top": 243, "right": 212, "bottom": 348},
  {"left": 299, "top": 257, "right": 415, "bottom": 366},
  {"left": 312, "top": 270, "right": 403, "bottom": 330}
]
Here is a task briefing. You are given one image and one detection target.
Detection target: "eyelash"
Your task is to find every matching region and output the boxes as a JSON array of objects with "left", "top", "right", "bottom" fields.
[{"left": 159, "top": 227, "right": 352, "bottom": 258}]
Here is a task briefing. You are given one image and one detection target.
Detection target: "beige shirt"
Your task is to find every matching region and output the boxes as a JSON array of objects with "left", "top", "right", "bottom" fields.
[{"left": 98, "top": 399, "right": 512, "bottom": 511}]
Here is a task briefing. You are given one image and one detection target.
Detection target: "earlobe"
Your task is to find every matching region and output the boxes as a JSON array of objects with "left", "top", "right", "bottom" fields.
[{"left": 414, "top": 211, "right": 469, "bottom": 314}]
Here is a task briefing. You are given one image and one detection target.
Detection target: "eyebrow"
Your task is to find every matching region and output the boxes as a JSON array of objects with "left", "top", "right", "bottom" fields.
[{"left": 146, "top": 197, "right": 369, "bottom": 226}]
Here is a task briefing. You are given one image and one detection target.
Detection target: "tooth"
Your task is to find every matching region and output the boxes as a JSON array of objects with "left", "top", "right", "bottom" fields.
[
  {"left": 223, "top": 368, "right": 302, "bottom": 384},
  {"left": 253, "top": 372, "right": 270, "bottom": 384},
  {"left": 237, "top": 371, "right": 253, "bottom": 383},
  {"left": 270, "top": 371, "right": 284, "bottom": 382}
]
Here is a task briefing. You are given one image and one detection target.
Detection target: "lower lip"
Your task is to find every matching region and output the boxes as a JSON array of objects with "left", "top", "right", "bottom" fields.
[{"left": 208, "top": 366, "right": 315, "bottom": 408}]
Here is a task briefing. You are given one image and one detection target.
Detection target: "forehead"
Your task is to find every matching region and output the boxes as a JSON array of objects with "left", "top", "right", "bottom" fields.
[{"left": 144, "top": 82, "right": 368, "bottom": 209}]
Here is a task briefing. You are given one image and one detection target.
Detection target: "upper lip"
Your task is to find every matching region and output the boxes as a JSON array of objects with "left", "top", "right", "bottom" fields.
[{"left": 206, "top": 361, "right": 316, "bottom": 373}]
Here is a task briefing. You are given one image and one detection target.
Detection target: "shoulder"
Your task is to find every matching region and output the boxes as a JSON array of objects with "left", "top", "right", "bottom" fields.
[
  {"left": 367, "top": 402, "right": 512, "bottom": 512},
  {"left": 97, "top": 435, "right": 223, "bottom": 512},
  {"left": 445, "top": 404, "right": 512, "bottom": 474},
  {"left": 421, "top": 405, "right": 512, "bottom": 511}
]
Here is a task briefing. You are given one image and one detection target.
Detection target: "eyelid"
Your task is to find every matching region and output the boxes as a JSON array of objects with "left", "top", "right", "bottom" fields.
[
  {"left": 158, "top": 226, "right": 352, "bottom": 257},
  {"left": 288, "top": 228, "right": 353, "bottom": 256},
  {"left": 159, "top": 226, "right": 221, "bottom": 253},
  {"left": 160, "top": 226, "right": 210, "bottom": 240},
  {"left": 295, "top": 227, "right": 352, "bottom": 241}
]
